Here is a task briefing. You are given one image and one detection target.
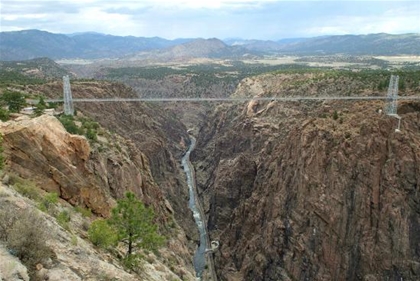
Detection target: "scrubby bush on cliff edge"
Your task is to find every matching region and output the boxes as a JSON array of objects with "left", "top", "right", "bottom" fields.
[
  {"left": 88, "top": 192, "right": 165, "bottom": 272},
  {"left": 0, "top": 206, "right": 52, "bottom": 279},
  {"left": 88, "top": 219, "right": 118, "bottom": 248}
]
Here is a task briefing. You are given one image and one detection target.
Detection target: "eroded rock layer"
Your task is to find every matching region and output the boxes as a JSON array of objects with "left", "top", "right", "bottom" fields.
[
  {"left": 0, "top": 113, "right": 195, "bottom": 278},
  {"left": 27, "top": 81, "right": 196, "bottom": 240},
  {"left": 193, "top": 72, "right": 420, "bottom": 280}
]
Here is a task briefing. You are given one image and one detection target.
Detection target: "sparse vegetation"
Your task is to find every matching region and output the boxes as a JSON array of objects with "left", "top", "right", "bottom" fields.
[
  {"left": 12, "top": 177, "right": 41, "bottom": 200},
  {"left": 109, "top": 192, "right": 165, "bottom": 257},
  {"left": 86, "top": 192, "right": 165, "bottom": 271},
  {"left": 38, "top": 192, "right": 59, "bottom": 212},
  {"left": 0, "top": 108, "right": 10, "bottom": 121},
  {"left": 79, "top": 117, "right": 100, "bottom": 141},
  {"left": 34, "top": 96, "right": 47, "bottom": 116},
  {"left": 0, "top": 70, "right": 45, "bottom": 87},
  {"left": 332, "top": 110, "right": 339, "bottom": 120},
  {"left": 74, "top": 205, "right": 92, "bottom": 218},
  {"left": 0, "top": 207, "right": 51, "bottom": 277},
  {"left": 56, "top": 210, "right": 71, "bottom": 230},
  {"left": 88, "top": 219, "right": 118, "bottom": 248},
  {"left": 57, "top": 115, "right": 99, "bottom": 141},
  {"left": 71, "top": 234, "right": 78, "bottom": 246},
  {"left": 1, "top": 90, "right": 26, "bottom": 113},
  {"left": 58, "top": 115, "right": 80, "bottom": 134}
]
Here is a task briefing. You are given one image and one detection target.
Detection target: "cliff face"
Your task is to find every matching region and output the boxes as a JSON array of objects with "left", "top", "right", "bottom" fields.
[
  {"left": 0, "top": 115, "right": 161, "bottom": 217},
  {"left": 0, "top": 114, "right": 195, "bottom": 279},
  {"left": 28, "top": 81, "right": 196, "bottom": 240},
  {"left": 192, "top": 73, "right": 420, "bottom": 280}
]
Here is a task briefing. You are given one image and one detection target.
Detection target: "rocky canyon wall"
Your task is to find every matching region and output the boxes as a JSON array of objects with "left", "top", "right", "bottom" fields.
[
  {"left": 192, "top": 73, "right": 420, "bottom": 280},
  {"left": 0, "top": 113, "right": 196, "bottom": 279},
  {"left": 28, "top": 81, "right": 197, "bottom": 240}
]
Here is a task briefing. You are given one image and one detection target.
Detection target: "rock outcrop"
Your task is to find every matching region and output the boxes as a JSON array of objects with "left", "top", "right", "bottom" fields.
[
  {"left": 0, "top": 114, "right": 161, "bottom": 217},
  {"left": 0, "top": 243, "right": 30, "bottom": 281},
  {"left": 0, "top": 115, "right": 110, "bottom": 214},
  {"left": 0, "top": 183, "right": 195, "bottom": 281},
  {"left": 28, "top": 81, "right": 197, "bottom": 240},
  {"left": 0, "top": 114, "right": 195, "bottom": 279},
  {"left": 193, "top": 72, "right": 420, "bottom": 280}
]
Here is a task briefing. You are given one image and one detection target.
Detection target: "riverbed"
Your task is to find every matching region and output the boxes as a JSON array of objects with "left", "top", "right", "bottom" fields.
[{"left": 181, "top": 136, "right": 207, "bottom": 279}]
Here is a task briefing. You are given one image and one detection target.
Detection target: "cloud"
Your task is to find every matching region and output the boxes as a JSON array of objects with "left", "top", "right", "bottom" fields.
[
  {"left": 2, "top": 0, "right": 81, "bottom": 14},
  {"left": 0, "top": 0, "right": 419, "bottom": 39}
]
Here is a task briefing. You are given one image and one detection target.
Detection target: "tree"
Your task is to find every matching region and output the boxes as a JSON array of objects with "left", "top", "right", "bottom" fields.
[
  {"left": 34, "top": 96, "right": 46, "bottom": 116},
  {"left": 1, "top": 90, "right": 26, "bottom": 113},
  {"left": 399, "top": 78, "right": 406, "bottom": 91},
  {"left": 0, "top": 107, "right": 9, "bottom": 121},
  {"left": 109, "top": 192, "right": 164, "bottom": 257}
]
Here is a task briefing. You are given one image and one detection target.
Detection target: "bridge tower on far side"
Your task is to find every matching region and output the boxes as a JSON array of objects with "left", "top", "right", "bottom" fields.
[
  {"left": 384, "top": 75, "right": 401, "bottom": 132},
  {"left": 63, "top": 75, "right": 74, "bottom": 116}
]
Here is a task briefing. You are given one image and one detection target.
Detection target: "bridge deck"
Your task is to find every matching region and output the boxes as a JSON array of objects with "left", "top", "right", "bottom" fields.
[{"left": 45, "top": 96, "right": 420, "bottom": 103}]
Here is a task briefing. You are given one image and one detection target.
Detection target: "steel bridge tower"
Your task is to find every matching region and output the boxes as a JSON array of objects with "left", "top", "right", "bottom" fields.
[
  {"left": 384, "top": 75, "right": 401, "bottom": 132},
  {"left": 385, "top": 75, "right": 399, "bottom": 115},
  {"left": 63, "top": 75, "right": 74, "bottom": 116}
]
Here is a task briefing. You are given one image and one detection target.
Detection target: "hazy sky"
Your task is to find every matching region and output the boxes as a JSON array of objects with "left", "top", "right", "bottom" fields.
[{"left": 1, "top": 0, "right": 419, "bottom": 39}]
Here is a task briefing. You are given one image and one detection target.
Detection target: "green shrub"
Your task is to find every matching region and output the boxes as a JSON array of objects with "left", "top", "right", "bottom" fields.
[
  {"left": 85, "top": 128, "right": 97, "bottom": 141},
  {"left": 56, "top": 210, "right": 71, "bottom": 230},
  {"left": 81, "top": 118, "right": 99, "bottom": 141},
  {"left": 6, "top": 210, "right": 51, "bottom": 275},
  {"left": 88, "top": 219, "right": 118, "bottom": 248},
  {"left": 332, "top": 110, "right": 339, "bottom": 120},
  {"left": 122, "top": 253, "right": 144, "bottom": 272},
  {"left": 1, "top": 90, "right": 26, "bottom": 113},
  {"left": 39, "top": 192, "right": 58, "bottom": 211},
  {"left": 71, "top": 234, "right": 78, "bottom": 246},
  {"left": 57, "top": 115, "right": 100, "bottom": 142},
  {"left": 0, "top": 108, "right": 9, "bottom": 122},
  {"left": 34, "top": 96, "right": 46, "bottom": 116},
  {"left": 74, "top": 205, "right": 92, "bottom": 218},
  {"left": 0, "top": 208, "right": 19, "bottom": 240},
  {"left": 13, "top": 180, "right": 40, "bottom": 201},
  {"left": 58, "top": 115, "right": 80, "bottom": 134}
]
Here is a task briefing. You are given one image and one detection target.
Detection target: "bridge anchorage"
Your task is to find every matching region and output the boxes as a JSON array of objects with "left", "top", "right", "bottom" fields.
[
  {"left": 384, "top": 75, "right": 401, "bottom": 132},
  {"left": 63, "top": 75, "right": 74, "bottom": 116}
]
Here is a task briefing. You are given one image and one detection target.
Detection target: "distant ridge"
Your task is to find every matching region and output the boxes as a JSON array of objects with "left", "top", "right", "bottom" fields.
[
  {"left": 0, "top": 30, "right": 193, "bottom": 61},
  {"left": 0, "top": 57, "right": 70, "bottom": 79},
  {"left": 276, "top": 33, "right": 420, "bottom": 55},
  {"left": 224, "top": 33, "right": 420, "bottom": 55},
  {"left": 129, "top": 38, "right": 257, "bottom": 61},
  {"left": 0, "top": 30, "right": 419, "bottom": 61}
]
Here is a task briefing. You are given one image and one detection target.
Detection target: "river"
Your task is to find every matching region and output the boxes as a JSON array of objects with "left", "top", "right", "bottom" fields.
[{"left": 181, "top": 136, "right": 207, "bottom": 279}]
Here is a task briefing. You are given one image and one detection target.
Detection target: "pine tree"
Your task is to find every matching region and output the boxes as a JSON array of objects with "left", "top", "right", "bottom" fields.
[
  {"left": 34, "top": 97, "right": 46, "bottom": 116},
  {"left": 2, "top": 90, "right": 25, "bottom": 113},
  {"left": 109, "top": 192, "right": 165, "bottom": 257}
]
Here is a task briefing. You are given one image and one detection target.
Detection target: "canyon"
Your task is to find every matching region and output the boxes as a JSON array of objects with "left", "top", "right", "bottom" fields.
[
  {"left": 0, "top": 62, "right": 419, "bottom": 281},
  {"left": 192, "top": 72, "right": 420, "bottom": 280}
]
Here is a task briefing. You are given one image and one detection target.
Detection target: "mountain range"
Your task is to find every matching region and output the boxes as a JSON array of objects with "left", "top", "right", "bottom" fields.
[{"left": 0, "top": 30, "right": 419, "bottom": 61}]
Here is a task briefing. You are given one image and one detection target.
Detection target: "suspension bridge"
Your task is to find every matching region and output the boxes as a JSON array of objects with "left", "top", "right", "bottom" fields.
[
  {"left": 49, "top": 95, "right": 420, "bottom": 103},
  {"left": 58, "top": 75, "right": 416, "bottom": 131},
  {"left": 58, "top": 75, "right": 419, "bottom": 103}
]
